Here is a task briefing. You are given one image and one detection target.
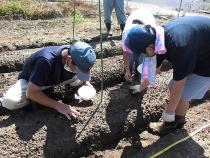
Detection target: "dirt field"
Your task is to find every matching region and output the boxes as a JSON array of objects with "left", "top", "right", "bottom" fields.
[{"left": 0, "top": 2, "right": 210, "bottom": 158}]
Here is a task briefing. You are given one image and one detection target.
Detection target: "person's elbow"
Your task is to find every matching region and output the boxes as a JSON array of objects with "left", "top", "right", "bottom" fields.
[
  {"left": 26, "top": 88, "right": 33, "bottom": 100},
  {"left": 26, "top": 82, "right": 42, "bottom": 100}
]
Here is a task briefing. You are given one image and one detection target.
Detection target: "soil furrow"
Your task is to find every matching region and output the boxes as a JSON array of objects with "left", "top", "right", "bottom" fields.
[{"left": 0, "top": 41, "right": 122, "bottom": 73}]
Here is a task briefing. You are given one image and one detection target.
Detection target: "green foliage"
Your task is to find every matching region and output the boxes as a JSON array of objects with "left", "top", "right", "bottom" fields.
[
  {"left": 69, "top": 10, "right": 84, "bottom": 23},
  {"left": 0, "top": 1, "right": 25, "bottom": 17},
  {"left": 0, "top": 0, "right": 95, "bottom": 20},
  {"left": 0, "top": 0, "right": 66, "bottom": 19}
]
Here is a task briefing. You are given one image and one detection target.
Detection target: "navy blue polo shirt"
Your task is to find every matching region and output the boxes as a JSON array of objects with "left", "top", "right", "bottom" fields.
[
  {"left": 157, "top": 16, "right": 210, "bottom": 81},
  {"left": 18, "top": 45, "right": 75, "bottom": 87}
]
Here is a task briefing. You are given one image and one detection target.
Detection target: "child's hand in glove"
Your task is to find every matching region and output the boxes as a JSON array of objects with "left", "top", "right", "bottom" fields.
[
  {"left": 129, "top": 85, "right": 141, "bottom": 94},
  {"left": 129, "top": 79, "right": 149, "bottom": 94}
]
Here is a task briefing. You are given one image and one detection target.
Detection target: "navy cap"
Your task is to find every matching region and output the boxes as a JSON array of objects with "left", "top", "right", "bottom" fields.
[
  {"left": 125, "top": 25, "right": 155, "bottom": 54},
  {"left": 70, "top": 42, "right": 96, "bottom": 81}
]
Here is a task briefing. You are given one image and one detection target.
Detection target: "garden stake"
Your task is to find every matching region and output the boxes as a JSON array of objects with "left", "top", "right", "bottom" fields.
[{"left": 76, "top": 0, "right": 104, "bottom": 139}]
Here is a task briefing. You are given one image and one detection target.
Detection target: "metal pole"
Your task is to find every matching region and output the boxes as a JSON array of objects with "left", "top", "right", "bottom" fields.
[
  {"left": 98, "top": 0, "right": 104, "bottom": 102},
  {"left": 72, "top": 0, "right": 76, "bottom": 41},
  {"left": 178, "top": 0, "right": 183, "bottom": 17}
]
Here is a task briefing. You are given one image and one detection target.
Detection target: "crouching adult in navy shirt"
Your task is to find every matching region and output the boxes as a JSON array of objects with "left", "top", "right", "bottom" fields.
[
  {"left": 0, "top": 42, "right": 96, "bottom": 120},
  {"left": 125, "top": 16, "right": 210, "bottom": 135}
]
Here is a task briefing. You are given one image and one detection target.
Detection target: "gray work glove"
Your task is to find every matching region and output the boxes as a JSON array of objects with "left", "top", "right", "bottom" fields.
[{"left": 129, "top": 84, "right": 141, "bottom": 94}]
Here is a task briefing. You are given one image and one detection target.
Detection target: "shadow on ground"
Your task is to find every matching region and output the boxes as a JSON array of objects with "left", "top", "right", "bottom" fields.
[{"left": 121, "top": 128, "right": 207, "bottom": 158}]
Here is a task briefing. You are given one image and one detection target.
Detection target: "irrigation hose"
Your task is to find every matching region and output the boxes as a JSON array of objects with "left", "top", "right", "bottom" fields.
[{"left": 150, "top": 121, "right": 210, "bottom": 158}]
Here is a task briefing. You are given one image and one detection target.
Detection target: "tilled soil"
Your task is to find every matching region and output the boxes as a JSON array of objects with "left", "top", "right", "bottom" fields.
[
  {"left": 88, "top": 102, "right": 210, "bottom": 158},
  {"left": 0, "top": 45, "right": 169, "bottom": 157},
  {"left": 0, "top": 9, "right": 210, "bottom": 158},
  {"left": 0, "top": 40, "right": 122, "bottom": 73},
  {"left": 0, "top": 17, "right": 122, "bottom": 52},
  {"left": 0, "top": 72, "right": 170, "bottom": 157}
]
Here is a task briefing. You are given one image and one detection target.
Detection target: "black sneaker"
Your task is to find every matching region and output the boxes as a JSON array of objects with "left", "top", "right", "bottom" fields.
[{"left": 149, "top": 115, "right": 186, "bottom": 136}]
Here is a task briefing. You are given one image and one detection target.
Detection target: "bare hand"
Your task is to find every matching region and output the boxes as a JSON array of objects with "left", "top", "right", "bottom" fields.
[
  {"left": 156, "top": 67, "right": 161, "bottom": 74},
  {"left": 125, "top": 70, "right": 132, "bottom": 81},
  {"left": 57, "top": 103, "right": 80, "bottom": 120},
  {"left": 141, "top": 79, "right": 149, "bottom": 90}
]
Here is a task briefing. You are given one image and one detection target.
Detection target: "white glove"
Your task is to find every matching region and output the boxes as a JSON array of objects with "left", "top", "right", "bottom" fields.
[
  {"left": 129, "top": 85, "right": 141, "bottom": 94},
  {"left": 74, "top": 93, "right": 83, "bottom": 103},
  {"left": 162, "top": 111, "right": 175, "bottom": 122}
]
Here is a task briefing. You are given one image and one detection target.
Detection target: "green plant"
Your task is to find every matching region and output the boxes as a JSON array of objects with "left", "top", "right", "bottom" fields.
[
  {"left": 69, "top": 9, "right": 84, "bottom": 23},
  {"left": 0, "top": 1, "right": 25, "bottom": 16},
  {"left": 0, "top": 0, "right": 96, "bottom": 20}
]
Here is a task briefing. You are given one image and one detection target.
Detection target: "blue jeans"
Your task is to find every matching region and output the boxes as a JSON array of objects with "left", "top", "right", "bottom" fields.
[{"left": 103, "top": 0, "right": 126, "bottom": 24}]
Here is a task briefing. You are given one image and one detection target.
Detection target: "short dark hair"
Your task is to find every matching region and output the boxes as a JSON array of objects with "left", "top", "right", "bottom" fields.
[
  {"left": 144, "top": 25, "right": 156, "bottom": 45},
  {"left": 132, "top": 19, "right": 143, "bottom": 25}
]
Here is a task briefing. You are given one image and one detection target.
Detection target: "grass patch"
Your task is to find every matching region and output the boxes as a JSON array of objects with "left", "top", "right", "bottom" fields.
[
  {"left": 0, "top": 0, "right": 98, "bottom": 20},
  {"left": 0, "top": 1, "right": 25, "bottom": 17},
  {"left": 0, "top": 0, "right": 66, "bottom": 19}
]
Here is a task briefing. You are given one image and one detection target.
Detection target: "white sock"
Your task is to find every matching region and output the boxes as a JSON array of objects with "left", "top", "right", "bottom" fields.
[{"left": 162, "top": 111, "right": 175, "bottom": 122}]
